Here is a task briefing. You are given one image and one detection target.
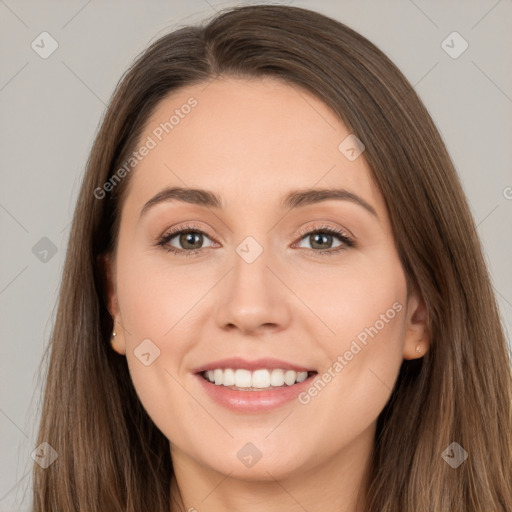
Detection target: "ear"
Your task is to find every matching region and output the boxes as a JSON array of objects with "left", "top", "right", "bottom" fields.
[
  {"left": 97, "top": 252, "right": 126, "bottom": 355},
  {"left": 402, "top": 288, "right": 430, "bottom": 360}
]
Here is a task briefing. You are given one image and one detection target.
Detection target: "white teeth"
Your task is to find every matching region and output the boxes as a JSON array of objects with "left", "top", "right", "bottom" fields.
[
  {"left": 213, "top": 369, "right": 223, "bottom": 385},
  {"left": 284, "top": 370, "right": 296, "bottom": 386},
  {"left": 202, "top": 368, "right": 311, "bottom": 389},
  {"left": 234, "top": 369, "right": 252, "bottom": 388},
  {"left": 296, "top": 371, "right": 308, "bottom": 383},
  {"left": 251, "top": 369, "right": 270, "bottom": 388},
  {"left": 270, "top": 369, "right": 285, "bottom": 387},
  {"left": 223, "top": 368, "right": 235, "bottom": 386}
]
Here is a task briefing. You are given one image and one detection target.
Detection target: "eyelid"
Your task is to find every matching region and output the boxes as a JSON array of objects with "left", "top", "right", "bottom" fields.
[
  {"left": 159, "top": 222, "right": 353, "bottom": 240},
  {"left": 156, "top": 221, "right": 356, "bottom": 256},
  {"left": 159, "top": 222, "right": 217, "bottom": 241},
  {"left": 295, "top": 223, "right": 354, "bottom": 240},
  {"left": 292, "top": 223, "right": 355, "bottom": 252}
]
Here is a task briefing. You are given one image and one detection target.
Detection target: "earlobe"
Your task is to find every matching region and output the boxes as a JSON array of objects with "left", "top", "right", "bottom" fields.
[
  {"left": 110, "top": 327, "right": 126, "bottom": 355},
  {"left": 98, "top": 252, "right": 127, "bottom": 355},
  {"left": 402, "top": 289, "right": 430, "bottom": 360}
]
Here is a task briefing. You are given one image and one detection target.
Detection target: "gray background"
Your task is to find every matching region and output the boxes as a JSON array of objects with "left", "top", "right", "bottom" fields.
[{"left": 1, "top": 0, "right": 511, "bottom": 510}]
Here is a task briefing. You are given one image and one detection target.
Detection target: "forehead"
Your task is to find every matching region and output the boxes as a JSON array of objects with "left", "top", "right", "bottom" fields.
[{"left": 122, "top": 76, "right": 386, "bottom": 220}]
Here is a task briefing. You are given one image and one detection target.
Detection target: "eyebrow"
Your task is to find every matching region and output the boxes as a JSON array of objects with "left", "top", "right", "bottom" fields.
[{"left": 139, "top": 186, "right": 378, "bottom": 219}]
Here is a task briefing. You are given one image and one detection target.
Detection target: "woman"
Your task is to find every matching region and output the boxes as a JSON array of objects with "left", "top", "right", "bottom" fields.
[{"left": 33, "top": 4, "right": 512, "bottom": 511}]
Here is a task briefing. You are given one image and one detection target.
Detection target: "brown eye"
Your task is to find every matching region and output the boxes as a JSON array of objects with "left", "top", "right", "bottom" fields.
[
  {"left": 294, "top": 225, "right": 355, "bottom": 257},
  {"left": 157, "top": 225, "right": 216, "bottom": 256},
  {"left": 178, "top": 232, "right": 204, "bottom": 250},
  {"left": 307, "top": 232, "right": 336, "bottom": 250}
]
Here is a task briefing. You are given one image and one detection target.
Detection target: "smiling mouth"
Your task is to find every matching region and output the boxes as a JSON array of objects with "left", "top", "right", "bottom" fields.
[{"left": 199, "top": 368, "right": 318, "bottom": 391}]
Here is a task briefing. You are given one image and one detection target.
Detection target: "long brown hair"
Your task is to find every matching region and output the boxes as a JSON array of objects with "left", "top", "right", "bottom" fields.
[{"left": 33, "top": 4, "right": 512, "bottom": 511}]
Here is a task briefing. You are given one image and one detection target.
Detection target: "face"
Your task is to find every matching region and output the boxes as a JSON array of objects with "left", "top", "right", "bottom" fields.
[{"left": 103, "top": 76, "right": 429, "bottom": 482}]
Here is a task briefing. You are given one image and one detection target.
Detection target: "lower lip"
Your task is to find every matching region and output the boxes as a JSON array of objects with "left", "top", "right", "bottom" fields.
[{"left": 194, "top": 372, "right": 317, "bottom": 413}]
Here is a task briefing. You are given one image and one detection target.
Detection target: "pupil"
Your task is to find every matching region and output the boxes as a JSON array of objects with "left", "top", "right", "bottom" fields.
[
  {"left": 311, "top": 233, "right": 331, "bottom": 249},
  {"left": 180, "top": 232, "right": 203, "bottom": 250}
]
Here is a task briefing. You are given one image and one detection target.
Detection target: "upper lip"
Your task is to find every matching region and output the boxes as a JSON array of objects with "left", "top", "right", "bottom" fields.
[{"left": 192, "top": 357, "right": 315, "bottom": 373}]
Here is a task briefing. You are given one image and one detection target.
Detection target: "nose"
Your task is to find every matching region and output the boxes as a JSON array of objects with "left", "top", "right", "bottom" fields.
[{"left": 214, "top": 246, "right": 292, "bottom": 336}]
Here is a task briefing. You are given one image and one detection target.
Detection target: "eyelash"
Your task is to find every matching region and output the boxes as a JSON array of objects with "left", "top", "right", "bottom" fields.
[{"left": 156, "top": 223, "right": 355, "bottom": 258}]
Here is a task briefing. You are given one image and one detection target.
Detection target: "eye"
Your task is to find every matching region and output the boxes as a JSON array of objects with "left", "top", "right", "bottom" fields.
[
  {"left": 294, "top": 224, "right": 355, "bottom": 256},
  {"left": 156, "top": 223, "right": 216, "bottom": 256},
  {"left": 156, "top": 222, "right": 355, "bottom": 258}
]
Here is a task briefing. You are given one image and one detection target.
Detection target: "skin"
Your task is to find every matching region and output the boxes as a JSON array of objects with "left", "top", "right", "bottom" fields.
[{"left": 102, "top": 76, "right": 430, "bottom": 512}]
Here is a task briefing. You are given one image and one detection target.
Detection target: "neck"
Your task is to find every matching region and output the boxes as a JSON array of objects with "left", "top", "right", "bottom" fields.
[{"left": 169, "top": 423, "right": 375, "bottom": 512}]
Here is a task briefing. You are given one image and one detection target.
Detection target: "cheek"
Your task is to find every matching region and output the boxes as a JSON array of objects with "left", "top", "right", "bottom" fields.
[
  {"left": 291, "top": 246, "right": 407, "bottom": 349},
  {"left": 293, "top": 255, "right": 407, "bottom": 432},
  {"left": 114, "top": 248, "right": 209, "bottom": 436},
  {"left": 115, "top": 245, "right": 204, "bottom": 347}
]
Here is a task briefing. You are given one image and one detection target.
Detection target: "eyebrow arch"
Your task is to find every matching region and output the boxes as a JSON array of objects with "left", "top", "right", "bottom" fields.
[
  {"left": 139, "top": 186, "right": 378, "bottom": 219},
  {"left": 140, "top": 187, "right": 223, "bottom": 219},
  {"left": 282, "top": 188, "right": 378, "bottom": 217}
]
